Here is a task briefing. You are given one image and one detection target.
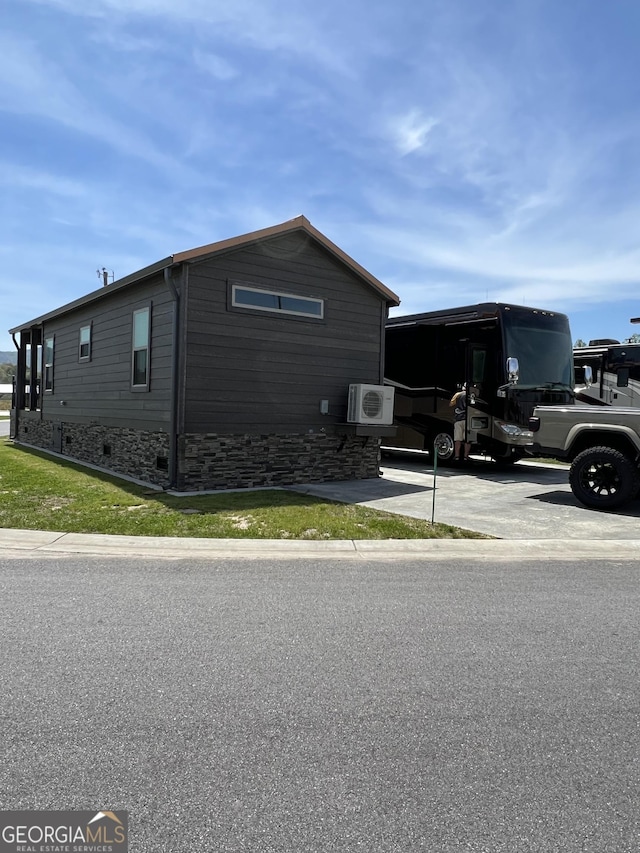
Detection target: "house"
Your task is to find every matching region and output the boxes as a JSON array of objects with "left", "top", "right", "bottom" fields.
[{"left": 9, "top": 216, "right": 400, "bottom": 491}]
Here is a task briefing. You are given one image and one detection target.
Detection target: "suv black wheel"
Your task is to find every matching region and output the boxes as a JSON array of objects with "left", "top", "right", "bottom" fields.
[{"left": 569, "top": 446, "right": 640, "bottom": 510}]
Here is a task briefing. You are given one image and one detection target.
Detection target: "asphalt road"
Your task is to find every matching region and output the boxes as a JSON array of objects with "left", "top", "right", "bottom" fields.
[{"left": 2, "top": 555, "right": 639, "bottom": 852}]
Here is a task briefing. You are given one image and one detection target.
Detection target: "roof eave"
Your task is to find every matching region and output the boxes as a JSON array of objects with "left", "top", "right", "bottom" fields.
[
  {"left": 173, "top": 215, "right": 400, "bottom": 306},
  {"left": 9, "top": 256, "right": 174, "bottom": 333},
  {"left": 9, "top": 216, "right": 400, "bottom": 334}
]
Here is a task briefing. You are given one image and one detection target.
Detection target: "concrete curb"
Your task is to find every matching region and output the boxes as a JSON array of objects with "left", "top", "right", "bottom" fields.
[{"left": 1, "top": 528, "right": 640, "bottom": 561}]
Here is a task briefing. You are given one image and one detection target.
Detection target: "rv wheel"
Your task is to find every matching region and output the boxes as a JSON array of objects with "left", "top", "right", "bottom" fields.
[
  {"left": 432, "top": 430, "right": 455, "bottom": 464},
  {"left": 569, "top": 446, "right": 640, "bottom": 510}
]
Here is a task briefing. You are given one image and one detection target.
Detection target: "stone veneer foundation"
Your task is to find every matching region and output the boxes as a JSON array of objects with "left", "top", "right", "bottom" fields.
[
  {"left": 177, "top": 432, "right": 381, "bottom": 491},
  {"left": 16, "top": 418, "right": 171, "bottom": 487},
  {"left": 13, "top": 418, "right": 381, "bottom": 491},
  {"left": 178, "top": 432, "right": 381, "bottom": 490}
]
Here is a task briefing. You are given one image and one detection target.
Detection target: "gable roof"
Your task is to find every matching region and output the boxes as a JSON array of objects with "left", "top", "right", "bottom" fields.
[
  {"left": 9, "top": 216, "right": 400, "bottom": 333},
  {"left": 174, "top": 215, "right": 400, "bottom": 306}
]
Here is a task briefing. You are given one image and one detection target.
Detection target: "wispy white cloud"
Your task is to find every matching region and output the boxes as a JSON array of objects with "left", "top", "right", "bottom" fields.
[
  {"left": 367, "top": 213, "right": 640, "bottom": 323},
  {"left": 0, "top": 33, "right": 191, "bottom": 177},
  {"left": 24, "top": 0, "right": 362, "bottom": 76},
  {"left": 2, "top": 0, "right": 640, "bottom": 349},
  {"left": 193, "top": 50, "right": 238, "bottom": 82},
  {"left": 88, "top": 28, "right": 162, "bottom": 54},
  {"left": 389, "top": 109, "right": 439, "bottom": 156},
  {"left": 0, "top": 164, "right": 88, "bottom": 198}
]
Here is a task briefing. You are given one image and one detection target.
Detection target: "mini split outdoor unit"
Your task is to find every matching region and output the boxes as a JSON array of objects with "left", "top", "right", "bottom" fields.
[{"left": 347, "top": 383, "right": 395, "bottom": 425}]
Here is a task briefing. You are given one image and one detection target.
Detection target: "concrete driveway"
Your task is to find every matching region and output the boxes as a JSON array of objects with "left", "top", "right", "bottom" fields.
[{"left": 291, "top": 453, "right": 640, "bottom": 540}]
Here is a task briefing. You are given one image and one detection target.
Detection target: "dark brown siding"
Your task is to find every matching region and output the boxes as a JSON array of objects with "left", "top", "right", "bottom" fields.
[
  {"left": 39, "top": 274, "right": 174, "bottom": 431},
  {"left": 183, "top": 232, "right": 386, "bottom": 433}
]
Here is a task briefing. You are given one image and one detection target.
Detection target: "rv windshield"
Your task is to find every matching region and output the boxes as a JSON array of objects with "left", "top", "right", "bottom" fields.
[{"left": 503, "top": 311, "right": 573, "bottom": 388}]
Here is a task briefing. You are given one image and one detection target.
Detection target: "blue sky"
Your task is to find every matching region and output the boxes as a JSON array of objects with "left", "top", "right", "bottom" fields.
[{"left": 2, "top": 0, "right": 640, "bottom": 352}]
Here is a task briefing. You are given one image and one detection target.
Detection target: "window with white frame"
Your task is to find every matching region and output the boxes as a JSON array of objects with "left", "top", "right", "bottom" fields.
[
  {"left": 132, "top": 307, "right": 150, "bottom": 388},
  {"left": 44, "top": 336, "right": 54, "bottom": 392},
  {"left": 79, "top": 324, "right": 91, "bottom": 361},
  {"left": 231, "top": 283, "right": 324, "bottom": 319}
]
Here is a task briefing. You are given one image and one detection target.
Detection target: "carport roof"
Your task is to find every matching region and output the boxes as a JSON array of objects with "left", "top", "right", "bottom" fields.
[{"left": 10, "top": 215, "right": 400, "bottom": 333}]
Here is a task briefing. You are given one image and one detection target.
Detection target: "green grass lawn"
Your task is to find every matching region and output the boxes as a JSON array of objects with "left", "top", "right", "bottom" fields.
[{"left": 0, "top": 439, "right": 488, "bottom": 540}]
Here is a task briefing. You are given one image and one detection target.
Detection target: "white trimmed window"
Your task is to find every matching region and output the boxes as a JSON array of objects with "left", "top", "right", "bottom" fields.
[
  {"left": 44, "top": 336, "right": 54, "bottom": 392},
  {"left": 232, "top": 283, "right": 324, "bottom": 319},
  {"left": 132, "top": 307, "right": 150, "bottom": 389},
  {"left": 79, "top": 324, "right": 91, "bottom": 361}
]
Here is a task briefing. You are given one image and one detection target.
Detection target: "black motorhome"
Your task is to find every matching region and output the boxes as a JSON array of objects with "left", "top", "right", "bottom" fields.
[{"left": 385, "top": 302, "right": 574, "bottom": 464}]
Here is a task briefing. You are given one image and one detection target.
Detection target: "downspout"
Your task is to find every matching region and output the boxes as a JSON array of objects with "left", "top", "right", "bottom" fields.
[
  {"left": 379, "top": 302, "right": 387, "bottom": 385},
  {"left": 164, "top": 265, "right": 181, "bottom": 489},
  {"left": 39, "top": 325, "right": 44, "bottom": 421},
  {"left": 28, "top": 331, "right": 37, "bottom": 411}
]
